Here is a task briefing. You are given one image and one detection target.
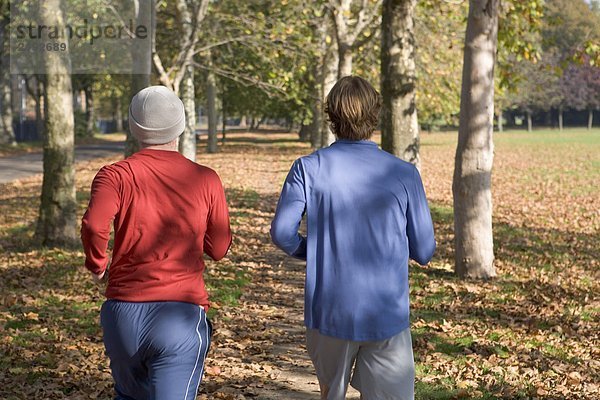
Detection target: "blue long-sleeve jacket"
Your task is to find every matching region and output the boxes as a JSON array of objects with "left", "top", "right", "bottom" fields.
[{"left": 271, "top": 139, "right": 435, "bottom": 341}]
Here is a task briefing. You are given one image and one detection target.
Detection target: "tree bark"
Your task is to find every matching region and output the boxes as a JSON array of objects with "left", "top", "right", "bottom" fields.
[
  {"left": 221, "top": 99, "right": 226, "bottom": 144},
  {"left": 381, "top": 0, "right": 420, "bottom": 168},
  {"left": 36, "top": 0, "right": 77, "bottom": 246},
  {"left": 310, "top": 19, "right": 332, "bottom": 149},
  {"left": 588, "top": 109, "right": 593, "bottom": 130},
  {"left": 321, "top": 24, "right": 339, "bottom": 148},
  {"left": 310, "top": 94, "right": 323, "bottom": 149},
  {"left": 0, "top": 74, "right": 15, "bottom": 144},
  {"left": 126, "top": 0, "right": 153, "bottom": 157},
  {"left": 207, "top": 68, "right": 218, "bottom": 153},
  {"left": 114, "top": 96, "right": 124, "bottom": 132},
  {"left": 84, "top": 85, "right": 95, "bottom": 137},
  {"left": 255, "top": 116, "right": 265, "bottom": 130},
  {"left": 35, "top": 77, "right": 45, "bottom": 139},
  {"left": 0, "top": 13, "right": 15, "bottom": 145},
  {"left": 526, "top": 110, "right": 532, "bottom": 132},
  {"left": 452, "top": 0, "right": 498, "bottom": 279},
  {"left": 178, "top": 65, "right": 197, "bottom": 161},
  {"left": 338, "top": 44, "right": 353, "bottom": 78},
  {"left": 497, "top": 109, "right": 503, "bottom": 132},
  {"left": 330, "top": 0, "right": 381, "bottom": 79},
  {"left": 173, "top": 0, "right": 205, "bottom": 161},
  {"left": 558, "top": 106, "right": 563, "bottom": 131},
  {"left": 298, "top": 123, "right": 309, "bottom": 142}
]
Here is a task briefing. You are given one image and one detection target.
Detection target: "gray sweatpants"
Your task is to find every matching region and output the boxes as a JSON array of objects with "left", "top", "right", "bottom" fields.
[{"left": 306, "top": 327, "right": 415, "bottom": 400}]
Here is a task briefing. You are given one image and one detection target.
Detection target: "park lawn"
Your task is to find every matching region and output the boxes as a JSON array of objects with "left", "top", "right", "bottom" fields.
[{"left": 0, "top": 129, "right": 598, "bottom": 399}]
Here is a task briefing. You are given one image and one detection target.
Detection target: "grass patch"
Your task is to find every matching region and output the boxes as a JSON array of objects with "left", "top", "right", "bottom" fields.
[
  {"left": 429, "top": 204, "right": 453, "bottom": 224},
  {"left": 205, "top": 262, "right": 250, "bottom": 319},
  {"left": 495, "top": 128, "right": 600, "bottom": 145},
  {"left": 415, "top": 379, "right": 461, "bottom": 400}
]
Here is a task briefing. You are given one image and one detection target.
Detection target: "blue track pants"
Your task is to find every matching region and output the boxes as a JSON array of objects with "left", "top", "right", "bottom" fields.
[{"left": 100, "top": 300, "right": 212, "bottom": 400}]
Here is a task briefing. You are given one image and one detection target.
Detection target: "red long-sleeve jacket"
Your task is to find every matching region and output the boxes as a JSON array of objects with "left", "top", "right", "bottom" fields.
[{"left": 81, "top": 148, "right": 232, "bottom": 308}]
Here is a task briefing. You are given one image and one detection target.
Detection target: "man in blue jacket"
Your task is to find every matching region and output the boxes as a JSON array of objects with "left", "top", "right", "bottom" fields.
[{"left": 271, "top": 76, "right": 435, "bottom": 400}]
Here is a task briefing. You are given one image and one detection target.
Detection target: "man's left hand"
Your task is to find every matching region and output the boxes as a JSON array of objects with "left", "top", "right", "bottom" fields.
[{"left": 91, "top": 271, "right": 107, "bottom": 285}]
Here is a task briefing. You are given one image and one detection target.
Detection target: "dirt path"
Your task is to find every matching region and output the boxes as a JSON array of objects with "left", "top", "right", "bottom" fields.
[
  {"left": 203, "top": 253, "right": 361, "bottom": 400},
  {"left": 198, "top": 134, "right": 360, "bottom": 399}
]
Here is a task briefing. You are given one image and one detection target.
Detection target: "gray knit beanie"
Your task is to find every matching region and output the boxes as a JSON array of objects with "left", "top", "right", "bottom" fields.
[{"left": 128, "top": 86, "right": 185, "bottom": 145}]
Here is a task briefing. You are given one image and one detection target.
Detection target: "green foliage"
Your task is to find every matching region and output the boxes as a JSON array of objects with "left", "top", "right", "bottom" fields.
[
  {"left": 496, "top": 0, "right": 545, "bottom": 90},
  {"left": 415, "top": 0, "right": 467, "bottom": 128},
  {"left": 93, "top": 74, "right": 130, "bottom": 121},
  {"left": 505, "top": 0, "right": 600, "bottom": 115},
  {"left": 73, "top": 110, "right": 88, "bottom": 138},
  {"left": 52, "top": 0, "right": 599, "bottom": 132}
]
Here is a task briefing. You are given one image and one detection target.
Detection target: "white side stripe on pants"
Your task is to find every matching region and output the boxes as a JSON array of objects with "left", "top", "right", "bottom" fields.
[
  {"left": 184, "top": 308, "right": 203, "bottom": 400},
  {"left": 194, "top": 310, "right": 209, "bottom": 397}
]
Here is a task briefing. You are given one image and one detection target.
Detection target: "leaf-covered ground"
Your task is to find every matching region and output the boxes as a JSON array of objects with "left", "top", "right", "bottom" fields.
[{"left": 0, "top": 129, "right": 598, "bottom": 399}]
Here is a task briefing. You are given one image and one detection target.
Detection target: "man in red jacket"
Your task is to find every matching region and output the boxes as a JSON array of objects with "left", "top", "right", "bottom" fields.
[{"left": 81, "top": 85, "right": 231, "bottom": 400}]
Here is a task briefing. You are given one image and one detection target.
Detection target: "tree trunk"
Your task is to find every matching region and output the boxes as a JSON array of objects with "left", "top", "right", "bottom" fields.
[
  {"left": 310, "top": 93, "right": 323, "bottom": 149},
  {"left": 497, "top": 110, "right": 503, "bottom": 132},
  {"left": 338, "top": 44, "right": 353, "bottom": 78},
  {"left": 0, "top": 13, "right": 15, "bottom": 145},
  {"left": 178, "top": 65, "right": 197, "bottom": 161},
  {"left": 35, "top": 77, "right": 45, "bottom": 139},
  {"left": 206, "top": 69, "right": 218, "bottom": 153},
  {"left": 526, "top": 110, "right": 532, "bottom": 132},
  {"left": 239, "top": 115, "right": 247, "bottom": 129},
  {"left": 174, "top": 0, "right": 200, "bottom": 161},
  {"left": 114, "top": 96, "right": 124, "bottom": 132},
  {"left": 588, "top": 109, "right": 593, "bottom": 130},
  {"left": 312, "top": 21, "right": 327, "bottom": 149},
  {"left": 221, "top": 99, "right": 226, "bottom": 144},
  {"left": 0, "top": 73, "right": 15, "bottom": 145},
  {"left": 36, "top": 0, "right": 77, "bottom": 246},
  {"left": 543, "top": 110, "right": 552, "bottom": 127},
  {"left": 381, "top": 0, "right": 420, "bottom": 169},
  {"left": 84, "top": 86, "right": 95, "bottom": 137},
  {"left": 126, "top": 0, "right": 153, "bottom": 157},
  {"left": 126, "top": 74, "right": 148, "bottom": 156},
  {"left": 321, "top": 26, "right": 339, "bottom": 147},
  {"left": 452, "top": 0, "right": 498, "bottom": 279},
  {"left": 255, "top": 116, "right": 266, "bottom": 130},
  {"left": 558, "top": 106, "right": 563, "bottom": 131},
  {"left": 298, "top": 123, "right": 309, "bottom": 142}
]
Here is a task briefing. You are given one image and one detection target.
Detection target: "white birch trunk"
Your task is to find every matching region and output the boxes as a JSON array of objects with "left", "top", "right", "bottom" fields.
[
  {"left": 338, "top": 44, "right": 353, "bottom": 78},
  {"left": 178, "top": 65, "right": 197, "bottom": 161},
  {"left": 558, "top": 106, "right": 563, "bottom": 131},
  {"left": 321, "top": 27, "right": 339, "bottom": 147}
]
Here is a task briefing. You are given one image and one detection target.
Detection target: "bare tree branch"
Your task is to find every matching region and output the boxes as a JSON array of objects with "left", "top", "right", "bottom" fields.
[{"left": 194, "top": 62, "right": 287, "bottom": 97}]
